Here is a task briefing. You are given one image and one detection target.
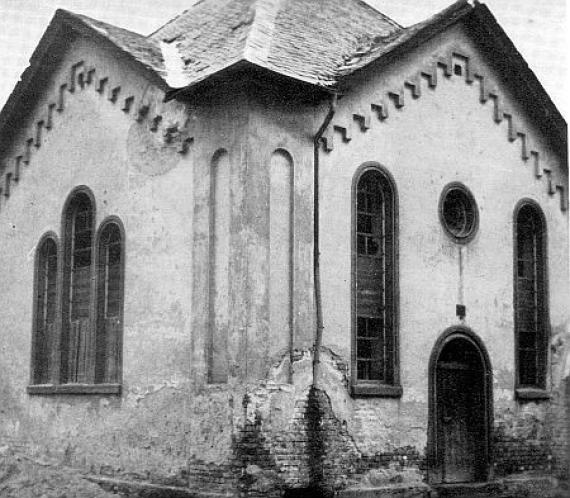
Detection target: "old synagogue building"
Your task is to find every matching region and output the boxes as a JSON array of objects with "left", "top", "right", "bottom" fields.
[{"left": 0, "top": 0, "right": 568, "bottom": 496}]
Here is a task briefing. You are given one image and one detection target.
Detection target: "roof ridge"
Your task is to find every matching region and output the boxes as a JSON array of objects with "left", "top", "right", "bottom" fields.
[
  {"left": 352, "top": 0, "right": 403, "bottom": 29},
  {"left": 405, "top": 0, "right": 471, "bottom": 30},
  {"left": 57, "top": 9, "right": 145, "bottom": 39},
  {"left": 148, "top": 0, "right": 225, "bottom": 39},
  {"left": 243, "top": 0, "right": 284, "bottom": 65},
  {"left": 147, "top": 4, "right": 196, "bottom": 38}
]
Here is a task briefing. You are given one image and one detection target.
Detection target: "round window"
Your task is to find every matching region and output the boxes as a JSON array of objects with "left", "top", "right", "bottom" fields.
[{"left": 439, "top": 183, "right": 478, "bottom": 242}]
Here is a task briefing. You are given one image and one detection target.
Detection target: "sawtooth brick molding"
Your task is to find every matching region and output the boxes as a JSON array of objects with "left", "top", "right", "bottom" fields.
[
  {"left": 0, "top": 61, "right": 194, "bottom": 210},
  {"left": 322, "top": 47, "right": 567, "bottom": 211}
]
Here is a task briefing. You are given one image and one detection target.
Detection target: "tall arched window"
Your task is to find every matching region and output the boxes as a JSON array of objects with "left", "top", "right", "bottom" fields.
[
  {"left": 514, "top": 200, "right": 548, "bottom": 395},
  {"left": 61, "top": 189, "right": 95, "bottom": 384},
  {"left": 32, "top": 235, "right": 58, "bottom": 385},
  {"left": 28, "top": 187, "right": 124, "bottom": 394},
  {"left": 95, "top": 220, "right": 124, "bottom": 384},
  {"left": 352, "top": 164, "right": 400, "bottom": 397}
]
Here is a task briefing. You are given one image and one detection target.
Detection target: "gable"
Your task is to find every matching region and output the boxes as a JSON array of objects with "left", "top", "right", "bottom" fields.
[
  {"left": 337, "top": 1, "right": 566, "bottom": 158},
  {"left": 320, "top": 20, "right": 567, "bottom": 212},
  {"left": 0, "top": 10, "right": 168, "bottom": 159},
  {"left": 0, "top": 28, "right": 192, "bottom": 213}
]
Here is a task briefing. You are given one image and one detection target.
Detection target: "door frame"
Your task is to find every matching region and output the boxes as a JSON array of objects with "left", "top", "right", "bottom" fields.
[{"left": 427, "top": 325, "right": 493, "bottom": 484}]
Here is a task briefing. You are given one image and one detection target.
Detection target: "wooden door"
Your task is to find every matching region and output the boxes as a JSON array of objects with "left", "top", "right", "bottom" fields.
[{"left": 437, "top": 360, "right": 484, "bottom": 483}]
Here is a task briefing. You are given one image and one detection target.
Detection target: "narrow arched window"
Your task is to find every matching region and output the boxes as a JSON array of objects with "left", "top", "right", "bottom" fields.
[
  {"left": 32, "top": 236, "right": 58, "bottom": 384},
  {"left": 208, "top": 149, "right": 230, "bottom": 383},
  {"left": 95, "top": 220, "right": 124, "bottom": 384},
  {"left": 514, "top": 201, "right": 548, "bottom": 394},
  {"left": 352, "top": 165, "right": 400, "bottom": 397},
  {"left": 61, "top": 190, "right": 95, "bottom": 383}
]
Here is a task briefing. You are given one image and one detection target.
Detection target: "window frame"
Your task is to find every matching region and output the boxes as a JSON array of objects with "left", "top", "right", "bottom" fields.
[
  {"left": 28, "top": 186, "right": 122, "bottom": 395},
  {"left": 94, "top": 216, "right": 126, "bottom": 386},
  {"left": 439, "top": 182, "right": 479, "bottom": 244},
  {"left": 60, "top": 187, "right": 97, "bottom": 385},
  {"left": 351, "top": 162, "right": 401, "bottom": 397},
  {"left": 513, "top": 198, "right": 550, "bottom": 400},
  {"left": 29, "top": 232, "right": 59, "bottom": 386}
]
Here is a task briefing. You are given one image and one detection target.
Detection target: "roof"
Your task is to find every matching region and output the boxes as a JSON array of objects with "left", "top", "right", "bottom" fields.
[
  {"left": 336, "top": 0, "right": 474, "bottom": 76},
  {"left": 149, "top": 0, "right": 401, "bottom": 89},
  {"left": 70, "top": 12, "right": 166, "bottom": 79},
  {"left": 0, "top": 0, "right": 565, "bottom": 152}
]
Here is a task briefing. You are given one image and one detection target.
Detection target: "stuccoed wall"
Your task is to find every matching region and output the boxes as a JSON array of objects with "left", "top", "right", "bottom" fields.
[
  {"left": 317, "top": 21, "right": 568, "bottom": 485},
  {"left": 0, "top": 16, "right": 567, "bottom": 497},
  {"left": 0, "top": 31, "right": 324, "bottom": 493}
]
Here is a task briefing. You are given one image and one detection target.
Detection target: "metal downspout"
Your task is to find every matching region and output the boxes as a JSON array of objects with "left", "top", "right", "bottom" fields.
[{"left": 312, "top": 93, "right": 337, "bottom": 389}]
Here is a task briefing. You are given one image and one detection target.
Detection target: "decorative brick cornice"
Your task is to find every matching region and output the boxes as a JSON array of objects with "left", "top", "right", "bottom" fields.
[
  {"left": 322, "top": 47, "right": 567, "bottom": 212},
  {"left": 0, "top": 61, "right": 193, "bottom": 212}
]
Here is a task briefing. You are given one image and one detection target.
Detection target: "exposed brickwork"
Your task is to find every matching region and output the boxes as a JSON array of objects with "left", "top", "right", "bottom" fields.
[
  {"left": 176, "top": 384, "right": 429, "bottom": 496},
  {"left": 494, "top": 437, "right": 552, "bottom": 476},
  {"left": 493, "top": 408, "right": 554, "bottom": 477},
  {"left": 355, "top": 447, "right": 427, "bottom": 480},
  {"left": 549, "top": 377, "right": 570, "bottom": 479}
]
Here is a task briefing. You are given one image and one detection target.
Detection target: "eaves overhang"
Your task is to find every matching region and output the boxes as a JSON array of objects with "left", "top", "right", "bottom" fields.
[
  {"left": 0, "top": 9, "right": 170, "bottom": 156},
  {"left": 165, "top": 59, "right": 337, "bottom": 104},
  {"left": 336, "top": 0, "right": 566, "bottom": 164}
]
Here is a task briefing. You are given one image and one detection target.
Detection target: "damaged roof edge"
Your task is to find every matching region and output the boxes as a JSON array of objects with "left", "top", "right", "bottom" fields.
[
  {"left": 0, "top": 9, "right": 170, "bottom": 151},
  {"left": 0, "top": 1, "right": 565, "bottom": 160},
  {"left": 165, "top": 59, "right": 337, "bottom": 102},
  {"left": 338, "top": 0, "right": 566, "bottom": 156},
  {"left": 338, "top": 0, "right": 474, "bottom": 76},
  {"left": 470, "top": 3, "right": 566, "bottom": 130},
  {"left": 55, "top": 9, "right": 169, "bottom": 89},
  {"left": 352, "top": 0, "right": 403, "bottom": 29},
  {"left": 469, "top": 2, "right": 567, "bottom": 157}
]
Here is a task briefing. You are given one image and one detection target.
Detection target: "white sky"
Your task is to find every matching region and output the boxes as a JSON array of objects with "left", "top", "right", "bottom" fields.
[{"left": 0, "top": 0, "right": 567, "bottom": 116}]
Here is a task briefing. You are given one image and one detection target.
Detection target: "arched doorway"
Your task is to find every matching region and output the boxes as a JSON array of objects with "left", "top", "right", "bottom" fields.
[{"left": 428, "top": 327, "right": 492, "bottom": 484}]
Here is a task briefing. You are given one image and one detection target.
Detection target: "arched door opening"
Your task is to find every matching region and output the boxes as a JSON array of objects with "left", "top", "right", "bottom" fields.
[{"left": 428, "top": 327, "right": 492, "bottom": 484}]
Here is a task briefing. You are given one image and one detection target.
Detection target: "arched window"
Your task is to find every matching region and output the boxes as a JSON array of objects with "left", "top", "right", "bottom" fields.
[
  {"left": 208, "top": 149, "right": 230, "bottom": 383},
  {"left": 61, "top": 189, "right": 95, "bottom": 384},
  {"left": 269, "top": 149, "right": 293, "bottom": 352},
  {"left": 352, "top": 164, "right": 400, "bottom": 397},
  {"left": 28, "top": 187, "right": 124, "bottom": 395},
  {"left": 95, "top": 220, "right": 124, "bottom": 384},
  {"left": 32, "top": 235, "right": 58, "bottom": 385},
  {"left": 514, "top": 201, "right": 548, "bottom": 395}
]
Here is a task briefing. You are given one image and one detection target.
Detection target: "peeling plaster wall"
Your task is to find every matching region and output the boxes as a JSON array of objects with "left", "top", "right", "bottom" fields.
[
  {"left": 0, "top": 17, "right": 567, "bottom": 496},
  {"left": 318, "top": 22, "right": 569, "bottom": 482},
  {"left": 0, "top": 32, "right": 327, "bottom": 493},
  {"left": 0, "top": 34, "right": 255, "bottom": 488}
]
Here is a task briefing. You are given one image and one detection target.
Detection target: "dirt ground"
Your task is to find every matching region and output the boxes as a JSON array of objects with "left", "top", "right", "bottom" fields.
[{"left": 0, "top": 445, "right": 114, "bottom": 498}]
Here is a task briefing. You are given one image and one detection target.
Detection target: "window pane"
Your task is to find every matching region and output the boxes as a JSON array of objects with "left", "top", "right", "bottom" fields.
[
  {"left": 71, "top": 266, "right": 90, "bottom": 319},
  {"left": 357, "top": 213, "right": 372, "bottom": 234},
  {"left": 515, "top": 204, "right": 545, "bottom": 389},
  {"left": 357, "top": 234, "right": 366, "bottom": 255},
  {"left": 369, "top": 360, "right": 383, "bottom": 381},
  {"left": 35, "top": 237, "right": 58, "bottom": 384},
  {"left": 74, "top": 210, "right": 90, "bottom": 231},
  {"left": 367, "top": 237, "right": 379, "bottom": 256},
  {"left": 368, "top": 317, "right": 383, "bottom": 336},
  {"left": 357, "top": 360, "right": 370, "bottom": 380},
  {"left": 519, "top": 332, "right": 536, "bottom": 349},
  {"left": 74, "top": 248, "right": 91, "bottom": 268},
  {"left": 75, "top": 230, "right": 92, "bottom": 250},
  {"left": 355, "top": 169, "right": 394, "bottom": 386},
  {"left": 519, "top": 350, "right": 537, "bottom": 385},
  {"left": 108, "top": 243, "right": 121, "bottom": 265},
  {"left": 357, "top": 339, "right": 372, "bottom": 358},
  {"left": 357, "top": 191, "right": 368, "bottom": 211}
]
